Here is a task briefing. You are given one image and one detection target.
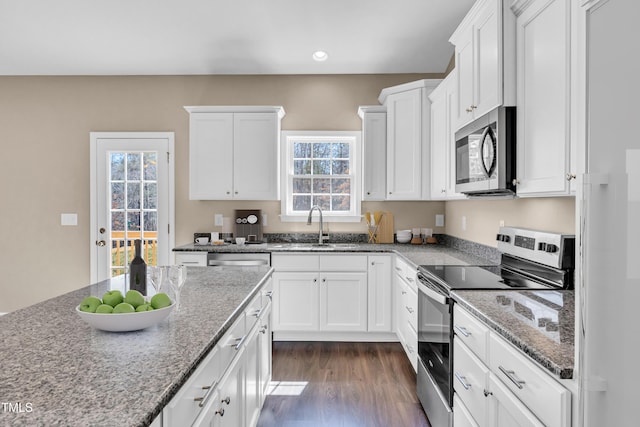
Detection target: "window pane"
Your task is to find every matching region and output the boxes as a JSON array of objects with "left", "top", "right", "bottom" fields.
[
  {"left": 127, "top": 212, "right": 141, "bottom": 231},
  {"left": 110, "top": 153, "right": 125, "bottom": 180},
  {"left": 293, "top": 195, "right": 311, "bottom": 211},
  {"left": 294, "top": 160, "right": 311, "bottom": 175},
  {"left": 111, "top": 183, "right": 124, "bottom": 209},
  {"left": 144, "top": 212, "right": 158, "bottom": 232},
  {"left": 127, "top": 183, "right": 141, "bottom": 209},
  {"left": 143, "top": 183, "right": 157, "bottom": 209},
  {"left": 292, "top": 178, "right": 311, "bottom": 193},
  {"left": 332, "top": 143, "right": 350, "bottom": 158},
  {"left": 312, "top": 195, "right": 330, "bottom": 210},
  {"left": 293, "top": 142, "right": 311, "bottom": 158},
  {"left": 111, "top": 211, "right": 125, "bottom": 231},
  {"left": 313, "top": 178, "right": 331, "bottom": 193},
  {"left": 331, "top": 160, "right": 350, "bottom": 175},
  {"left": 332, "top": 196, "right": 350, "bottom": 211},
  {"left": 313, "top": 143, "right": 331, "bottom": 158},
  {"left": 127, "top": 153, "right": 141, "bottom": 180},
  {"left": 312, "top": 160, "right": 330, "bottom": 175},
  {"left": 332, "top": 178, "right": 351, "bottom": 194},
  {"left": 143, "top": 152, "right": 157, "bottom": 180}
]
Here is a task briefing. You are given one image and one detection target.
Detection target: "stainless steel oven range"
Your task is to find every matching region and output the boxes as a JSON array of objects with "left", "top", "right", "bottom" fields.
[{"left": 415, "top": 227, "right": 575, "bottom": 427}]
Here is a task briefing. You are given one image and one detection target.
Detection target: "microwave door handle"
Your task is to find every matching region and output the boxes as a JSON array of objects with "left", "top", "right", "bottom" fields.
[{"left": 480, "top": 127, "right": 496, "bottom": 178}]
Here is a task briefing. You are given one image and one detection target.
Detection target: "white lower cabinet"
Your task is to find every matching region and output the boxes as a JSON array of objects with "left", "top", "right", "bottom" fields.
[
  {"left": 453, "top": 304, "right": 571, "bottom": 427},
  {"left": 393, "top": 256, "right": 418, "bottom": 371},
  {"left": 174, "top": 251, "right": 208, "bottom": 267},
  {"left": 271, "top": 253, "right": 392, "bottom": 339},
  {"left": 164, "top": 277, "right": 272, "bottom": 427}
]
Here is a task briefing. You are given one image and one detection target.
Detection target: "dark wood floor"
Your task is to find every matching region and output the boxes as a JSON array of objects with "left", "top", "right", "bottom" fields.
[{"left": 257, "top": 342, "right": 432, "bottom": 427}]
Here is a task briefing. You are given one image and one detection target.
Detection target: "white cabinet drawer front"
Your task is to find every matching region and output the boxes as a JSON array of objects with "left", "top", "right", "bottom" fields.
[
  {"left": 489, "top": 334, "right": 571, "bottom": 427},
  {"left": 175, "top": 252, "right": 208, "bottom": 266},
  {"left": 163, "top": 345, "right": 222, "bottom": 427},
  {"left": 454, "top": 339, "right": 489, "bottom": 427},
  {"left": 454, "top": 393, "right": 480, "bottom": 427},
  {"left": 393, "top": 255, "right": 409, "bottom": 275},
  {"left": 245, "top": 292, "right": 263, "bottom": 330},
  {"left": 405, "top": 282, "right": 418, "bottom": 332},
  {"left": 403, "top": 322, "right": 418, "bottom": 372},
  {"left": 272, "top": 254, "right": 320, "bottom": 271},
  {"left": 454, "top": 305, "right": 490, "bottom": 362},
  {"left": 319, "top": 254, "right": 367, "bottom": 271},
  {"left": 217, "top": 313, "right": 247, "bottom": 372}
]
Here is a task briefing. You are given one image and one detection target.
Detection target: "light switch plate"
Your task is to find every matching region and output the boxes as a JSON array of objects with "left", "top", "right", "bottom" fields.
[
  {"left": 61, "top": 213, "right": 78, "bottom": 226},
  {"left": 435, "top": 214, "right": 444, "bottom": 227},
  {"left": 214, "top": 214, "right": 223, "bottom": 226}
]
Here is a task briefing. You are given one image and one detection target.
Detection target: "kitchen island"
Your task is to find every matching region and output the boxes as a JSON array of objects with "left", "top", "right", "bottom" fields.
[{"left": 0, "top": 266, "right": 273, "bottom": 426}]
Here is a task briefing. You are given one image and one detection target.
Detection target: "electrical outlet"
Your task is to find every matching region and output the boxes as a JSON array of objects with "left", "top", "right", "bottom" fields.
[
  {"left": 262, "top": 213, "right": 268, "bottom": 227},
  {"left": 462, "top": 216, "right": 467, "bottom": 231},
  {"left": 435, "top": 214, "right": 445, "bottom": 227},
  {"left": 214, "top": 214, "right": 223, "bottom": 227},
  {"left": 499, "top": 220, "right": 505, "bottom": 227}
]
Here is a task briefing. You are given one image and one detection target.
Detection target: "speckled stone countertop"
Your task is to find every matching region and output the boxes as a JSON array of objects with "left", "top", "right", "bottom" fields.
[
  {"left": 451, "top": 290, "right": 575, "bottom": 379},
  {"left": 175, "top": 242, "right": 496, "bottom": 268},
  {"left": 0, "top": 266, "right": 272, "bottom": 427}
]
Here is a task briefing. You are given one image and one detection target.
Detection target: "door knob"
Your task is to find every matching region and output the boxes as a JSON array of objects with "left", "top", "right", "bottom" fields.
[
  {"left": 99, "top": 227, "right": 106, "bottom": 234},
  {"left": 96, "top": 240, "right": 106, "bottom": 247}
]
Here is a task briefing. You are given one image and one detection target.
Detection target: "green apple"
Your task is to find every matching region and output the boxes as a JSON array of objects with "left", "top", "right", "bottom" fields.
[
  {"left": 124, "top": 290, "right": 145, "bottom": 308},
  {"left": 79, "top": 296, "right": 102, "bottom": 313},
  {"left": 95, "top": 304, "right": 114, "bottom": 314},
  {"left": 135, "top": 303, "right": 154, "bottom": 312},
  {"left": 150, "top": 292, "right": 172, "bottom": 309},
  {"left": 112, "top": 302, "right": 135, "bottom": 313},
  {"left": 102, "top": 290, "right": 123, "bottom": 307}
]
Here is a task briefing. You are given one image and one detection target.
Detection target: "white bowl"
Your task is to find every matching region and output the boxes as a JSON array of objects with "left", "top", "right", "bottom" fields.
[
  {"left": 396, "top": 235, "right": 412, "bottom": 243},
  {"left": 76, "top": 303, "right": 175, "bottom": 332}
]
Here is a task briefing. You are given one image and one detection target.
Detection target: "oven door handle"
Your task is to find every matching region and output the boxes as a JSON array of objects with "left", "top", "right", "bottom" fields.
[{"left": 418, "top": 281, "right": 447, "bottom": 305}]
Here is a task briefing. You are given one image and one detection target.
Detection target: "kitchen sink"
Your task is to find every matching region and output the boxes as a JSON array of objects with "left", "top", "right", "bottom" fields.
[{"left": 268, "top": 243, "right": 360, "bottom": 250}]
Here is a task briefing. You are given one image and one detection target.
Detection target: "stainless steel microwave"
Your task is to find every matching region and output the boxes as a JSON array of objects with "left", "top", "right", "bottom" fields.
[{"left": 455, "top": 106, "right": 516, "bottom": 196}]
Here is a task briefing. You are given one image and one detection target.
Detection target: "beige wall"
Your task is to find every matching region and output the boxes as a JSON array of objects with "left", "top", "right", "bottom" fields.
[
  {"left": 0, "top": 74, "right": 576, "bottom": 312},
  {"left": 445, "top": 197, "right": 576, "bottom": 247},
  {"left": 0, "top": 74, "right": 442, "bottom": 312}
]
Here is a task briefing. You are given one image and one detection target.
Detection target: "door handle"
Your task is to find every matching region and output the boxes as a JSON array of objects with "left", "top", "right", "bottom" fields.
[{"left": 96, "top": 240, "right": 106, "bottom": 247}]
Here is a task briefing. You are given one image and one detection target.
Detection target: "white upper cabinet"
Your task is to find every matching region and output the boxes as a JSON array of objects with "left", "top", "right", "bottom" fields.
[
  {"left": 512, "top": 0, "right": 575, "bottom": 196},
  {"left": 358, "top": 106, "right": 387, "bottom": 201},
  {"left": 379, "top": 79, "right": 441, "bottom": 201},
  {"left": 185, "top": 106, "right": 285, "bottom": 200},
  {"left": 429, "top": 72, "right": 466, "bottom": 200},
  {"left": 450, "top": 0, "right": 516, "bottom": 130}
]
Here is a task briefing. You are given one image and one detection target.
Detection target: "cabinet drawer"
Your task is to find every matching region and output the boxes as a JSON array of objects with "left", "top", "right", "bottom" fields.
[
  {"left": 454, "top": 393, "right": 480, "bottom": 427},
  {"left": 245, "top": 292, "right": 263, "bottom": 331},
  {"left": 393, "top": 255, "right": 409, "bottom": 276},
  {"left": 163, "top": 345, "right": 222, "bottom": 427},
  {"left": 175, "top": 252, "right": 207, "bottom": 266},
  {"left": 217, "top": 313, "right": 247, "bottom": 371},
  {"left": 453, "top": 305, "right": 489, "bottom": 362},
  {"left": 489, "top": 334, "right": 571, "bottom": 427},
  {"left": 454, "top": 339, "right": 489, "bottom": 427},
  {"left": 405, "top": 284, "right": 418, "bottom": 332},
  {"left": 272, "top": 254, "right": 319, "bottom": 271},
  {"left": 319, "top": 254, "right": 367, "bottom": 271},
  {"left": 403, "top": 322, "right": 418, "bottom": 372}
]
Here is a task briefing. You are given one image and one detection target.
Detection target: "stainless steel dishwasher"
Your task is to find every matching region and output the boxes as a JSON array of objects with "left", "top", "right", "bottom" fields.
[{"left": 207, "top": 252, "right": 271, "bottom": 267}]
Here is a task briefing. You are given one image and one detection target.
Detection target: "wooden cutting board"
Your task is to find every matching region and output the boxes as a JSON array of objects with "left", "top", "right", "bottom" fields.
[{"left": 376, "top": 211, "right": 394, "bottom": 243}]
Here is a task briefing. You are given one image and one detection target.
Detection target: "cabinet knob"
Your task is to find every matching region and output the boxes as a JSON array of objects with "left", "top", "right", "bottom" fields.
[
  {"left": 367, "top": 191, "right": 371, "bottom": 195},
  {"left": 471, "top": 105, "right": 477, "bottom": 110},
  {"left": 441, "top": 189, "right": 446, "bottom": 194},
  {"left": 512, "top": 179, "right": 520, "bottom": 186},
  {"left": 466, "top": 107, "right": 473, "bottom": 113},
  {"left": 322, "top": 278, "right": 326, "bottom": 283},
  {"left": 235, "top": 191, "right": 238, "bottom": 194},
  {"left": 483, "top": 389, "right": 493, "bottom": 397},
  {"left": 388, "top": 191, "right": 392, "bottom": 195},
  {"left": 215, "top": 408, "right": 225, "bottom": 417},
  {"left": 313, "top": 278, "right": 318, "bottom": 283},
  {"left": 566, "top": 173, "right": 576, "bottom": 181},
  {"left": 221, "top": 396, "right": 231, "bottom": 405},
  {"left": 226, "top": 191, "right": 231, "bottom": 195}
]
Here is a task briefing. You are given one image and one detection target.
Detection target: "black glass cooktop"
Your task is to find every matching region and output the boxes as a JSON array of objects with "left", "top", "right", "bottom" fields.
[{"left": 418, "top": 264, "right": 557, "bottom": 292}]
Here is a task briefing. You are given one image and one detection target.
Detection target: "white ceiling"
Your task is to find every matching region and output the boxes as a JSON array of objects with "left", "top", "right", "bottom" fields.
[{"left": 0, "top": 0, "right": 475, "bottom": 76}]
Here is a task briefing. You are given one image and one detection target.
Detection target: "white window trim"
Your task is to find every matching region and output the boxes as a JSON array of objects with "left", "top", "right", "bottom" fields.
[{"left": 280, "top": 130, "right": 362, "bottom": 222}]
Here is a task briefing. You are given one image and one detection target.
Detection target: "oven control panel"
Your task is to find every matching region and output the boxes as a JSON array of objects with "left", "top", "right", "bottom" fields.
[{"left": 496, "top": 227, "right": 575, "bottom": 269}]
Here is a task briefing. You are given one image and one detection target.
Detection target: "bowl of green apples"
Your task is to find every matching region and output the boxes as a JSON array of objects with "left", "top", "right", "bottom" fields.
[{"left": 76, "top": 290, "right": 174, "bottom": 332}]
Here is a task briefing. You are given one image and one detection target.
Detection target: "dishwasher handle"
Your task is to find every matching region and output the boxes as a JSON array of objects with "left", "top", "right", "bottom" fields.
[{"left": 208, "top": 259, "right": 269, "bottom": 266}]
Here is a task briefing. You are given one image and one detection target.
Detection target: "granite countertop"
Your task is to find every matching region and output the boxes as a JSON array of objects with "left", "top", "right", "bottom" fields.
[
  {"left": 175, "top": 241, "right": 497, "bottom": 268},
  {"left": 0, "top": 266, "right": 272, "bottom": 427},
  {"left": 451, "top": 289, "right": 575, "bottom": 380}
]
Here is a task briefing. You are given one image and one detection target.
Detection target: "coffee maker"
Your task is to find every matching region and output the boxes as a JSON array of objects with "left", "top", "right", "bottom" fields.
[{"left": 234, "top": 210, "right": 263, "bottom": 243}]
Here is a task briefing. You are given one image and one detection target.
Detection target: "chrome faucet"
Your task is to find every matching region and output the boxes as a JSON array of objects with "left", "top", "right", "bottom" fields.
[{"left": 306, "top": 205, "right": 325, "bottom": 245}]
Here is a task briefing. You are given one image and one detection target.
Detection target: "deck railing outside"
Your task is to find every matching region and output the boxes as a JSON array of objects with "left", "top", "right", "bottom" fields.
[{"left": 111, "top": 231, "right": 158, "bottom": 277}]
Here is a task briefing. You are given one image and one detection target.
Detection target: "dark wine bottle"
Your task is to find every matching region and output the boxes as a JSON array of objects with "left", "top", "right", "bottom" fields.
[{"left": 129, "top": 239, "right": 147, "bottom": 295}]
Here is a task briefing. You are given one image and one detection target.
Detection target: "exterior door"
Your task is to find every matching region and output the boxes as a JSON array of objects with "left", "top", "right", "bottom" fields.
[{"left": 90, "top": 132, "right": 174, "bottom": 282}]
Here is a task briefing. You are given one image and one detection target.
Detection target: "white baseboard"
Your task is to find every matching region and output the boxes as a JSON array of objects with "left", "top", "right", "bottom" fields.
[{"left": 273, "top": 331, "right": 399, "bottom": 342}]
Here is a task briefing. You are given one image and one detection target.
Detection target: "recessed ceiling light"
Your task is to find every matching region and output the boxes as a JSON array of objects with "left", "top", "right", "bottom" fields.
[{"left": 312, "top": 51, "right": 328, "bottom": 62}]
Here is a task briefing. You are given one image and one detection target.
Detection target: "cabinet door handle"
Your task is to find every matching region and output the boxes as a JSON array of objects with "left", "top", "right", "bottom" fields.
[
  {"left": 322, "top": 278, "right": 326, "bottom": 283},
  {"left": 221, "top": 396, "right": 231, "bottom": 405},
  {"left": 395, "top": 266, "right": 402, "bottom": 272},
  {"left": 499, "top": 366, "right": 526, "bottom": 389},
  {"left": 405, "top": 276, "right": 414, "bottom": 283},
  {"left": 265, "top": 290, "right": 273, "bottom": 300},
  {"left": 215, "top": 408, "right": 225, "bottom": 417},
  {"left": 454, "top": 325, "right": 471, "bottom": 337},
  {"left": 313, "top": 278, "right": 317, "bottom": 283},
  {"left": 405, "top": 306, "right": 414, "bottom": 314},
  {"left": 401, "top": 290, "right": 407, "bottom": 295},
  {"left": 455, "top": 372, "right": 471, "bottom": 390},
  {"left": 194, "top": 381, "right": 218, "bottom": 408},
  {"left": 566, "top": 173, "right": 576, "bottom": 181},
  {"left": 259, "top": 325, "right": 268, "bottom": 334},
  {"left": 483, "top": 389, "right": 493, "bottom": 397},
  {"left": 466, "top": 107, "right": 473, "bottom": 113}
]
